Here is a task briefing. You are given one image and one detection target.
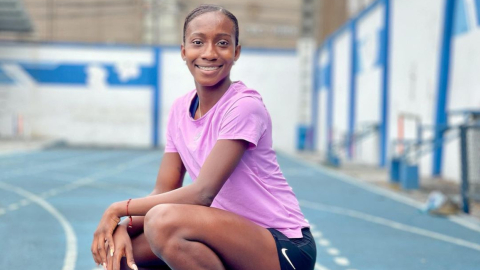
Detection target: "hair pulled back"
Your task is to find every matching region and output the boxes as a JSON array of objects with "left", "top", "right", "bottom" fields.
[{"left": 183, "top": 5, "right": 239, "bottom": 47}]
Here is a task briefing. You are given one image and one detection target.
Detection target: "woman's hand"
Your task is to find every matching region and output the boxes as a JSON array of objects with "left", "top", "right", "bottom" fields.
[
  {"left": 91, "top": 205, "right": 122, "bottom": 267},
  {"left": 107, "top": 225, "right": 137, "bottom": 270}
]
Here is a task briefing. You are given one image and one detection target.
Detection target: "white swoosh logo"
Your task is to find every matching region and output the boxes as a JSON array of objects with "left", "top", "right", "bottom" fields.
[{"left": 281, "top": 248, "right": 296, "bottom": 269}]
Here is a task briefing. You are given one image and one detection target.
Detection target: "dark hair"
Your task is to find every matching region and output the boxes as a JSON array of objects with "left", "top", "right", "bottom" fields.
[{"left": 183, "top": 5, "right": 239, "bottom": 46}]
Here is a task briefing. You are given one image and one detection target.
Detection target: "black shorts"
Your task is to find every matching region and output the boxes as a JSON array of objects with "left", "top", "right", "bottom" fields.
[{"left": 267, "top": 228, "right": 316, "bottom": 270}]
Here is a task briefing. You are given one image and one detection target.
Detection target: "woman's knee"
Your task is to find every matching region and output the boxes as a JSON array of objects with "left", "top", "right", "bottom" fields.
[{"left": 144, "top": 204, "right": 184, "bottom": 253}]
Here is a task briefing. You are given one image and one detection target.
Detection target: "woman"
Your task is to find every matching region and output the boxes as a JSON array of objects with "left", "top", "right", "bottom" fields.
[{"left": 91, "top": 5, "right": 316, "bottom": 270}]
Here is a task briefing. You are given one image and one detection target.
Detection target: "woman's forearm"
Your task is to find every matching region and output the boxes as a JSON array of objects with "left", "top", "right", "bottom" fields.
[{"left": 111, "top": 182, "right": 212, "bottom": 218}]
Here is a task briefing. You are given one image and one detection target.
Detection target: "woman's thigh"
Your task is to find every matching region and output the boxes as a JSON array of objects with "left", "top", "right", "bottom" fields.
[{"left": 144, "top": 204, "right": 281, "bottom": 270}]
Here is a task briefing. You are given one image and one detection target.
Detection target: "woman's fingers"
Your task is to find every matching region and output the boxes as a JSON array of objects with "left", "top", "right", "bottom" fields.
[
  {"left": 106, "top": 245, "right": 114, "bottom": 270},
  {"left": 125, "top": 242, "right": 138, "bottom": 270},
  {"left": 106, "top": 233, "right": 115, "bottom": 257},
  {"left": 91, "top": 237, "right": 100, "bottom": 265}
]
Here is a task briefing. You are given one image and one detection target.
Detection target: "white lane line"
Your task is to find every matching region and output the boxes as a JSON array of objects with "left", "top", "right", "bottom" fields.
[
  {"left": 20, "top": 199, "right": 30, "bottom": 206},
  {"left": 8, "top": 203, "right": 19, "bottom": 211},
  {"left": 326, "top": 248, "right": 340, "bottom": 256},
  {"left": 333, "top": 257, "right": 350, "bottom": 266},
  {"left": 312, "top": 231, "right": 322, "bottom": 237},
  {"left": 280, "top": 152, "right": 480, "bottom": 233},
  {"left": 0, "top": 208, "right": 5, "bottom": 215},
  {"left": 314, "top": 263, "right": 330, "bottom": 270},
  {"left": 318, "top": 239, "right": 330, "bottom": 247},
  {"left": 300, "top": 200, "right": 480, "bottom": 251},
  {"left": 0, "top": 181, "right": 77, "bottom": 270},
  {"left": 2, "top": 152, "right": 160, "bottom": 214},
  {"left": 309, "top": 226, "right": 333, "bottom": 270}
]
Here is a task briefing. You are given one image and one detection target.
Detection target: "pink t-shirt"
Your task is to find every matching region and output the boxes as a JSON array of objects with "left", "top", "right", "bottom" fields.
[{"left": 165, "top": 81, "right": 309, "bottom": 238}]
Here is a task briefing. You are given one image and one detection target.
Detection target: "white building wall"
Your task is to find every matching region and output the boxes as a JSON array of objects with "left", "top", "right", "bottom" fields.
[
  {"left": 315, "top": 48, "right": 330, "bottom": 155},
  {"left": 0, "top": 44, "right": 301, "bottom": 152},
  {"left": 0, "top": 44, "right": 154, "bottom": 147},
  {"left": 353, "top": 4, "right": 383, "bottom": 165},
  {"left": 332, "top": 31, "right": 352, "bottom": 159},
  {"left": 445, "top": 0, "right": 480, "bottom": 183},
  {"left": 388, "top": 0, "right": 444, "bottom": 177}
]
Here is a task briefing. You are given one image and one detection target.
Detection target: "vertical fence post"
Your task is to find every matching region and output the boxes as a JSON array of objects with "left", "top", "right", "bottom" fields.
[
  {"left": 433, "top": 0, "right": 456, "bottom": 176},
  {"left": 152, "top": 47, "right": 161, "bottom": 148},
  {"left": 379, "top": 0, "right": 391, "bottom": 167},
  {"left": 459, "top": 125, "right": 470, "bottom": 213}
]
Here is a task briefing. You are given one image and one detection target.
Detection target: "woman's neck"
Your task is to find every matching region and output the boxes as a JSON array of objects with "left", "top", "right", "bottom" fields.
[{"left": 195, "top": 77, "right": 232, "bottom": 115}]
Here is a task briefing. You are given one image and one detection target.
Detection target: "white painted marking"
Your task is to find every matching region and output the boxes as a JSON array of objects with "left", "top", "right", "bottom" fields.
[
  {"left": 8, "top": 203, "right": 19, "bottom": 211},
  {"left": 20, "top": 199, "right": 29, "bottom": 206},
  {"left": 326, "top": 248, "right": 340, "bottom": 256},
  {"left": 300, "top": 200, "right": 480, "bottom": 251},
  {"left": 0, "top": 208, "right": 6, "bottom": 215},
  {"left": 334, "top": 257, "right": 350, "bottom": 266},
  {"left": 280, "top": 152, "right": 480, "bottom": 233},
  {"left": 312, "top": 231, "right": 322, "bottom": 238},
  {"left": 0, "top": 181, "right": 77, "bottom": 270},
  {"left": 318, "top": 239, "right": 330, "bottom": 246},
  {"left": 314, "top": 263, "right": 330, "bottom": 270}
]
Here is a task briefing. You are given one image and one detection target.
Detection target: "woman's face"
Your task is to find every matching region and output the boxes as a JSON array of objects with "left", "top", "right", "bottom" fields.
[{"left": 182, "top": 11, "right": 240, "bottom": 87}]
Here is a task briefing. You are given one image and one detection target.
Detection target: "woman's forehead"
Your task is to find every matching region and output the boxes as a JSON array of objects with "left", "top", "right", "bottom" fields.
[{"left": 186, "top": 11, "right": 234, "bottom": 36}]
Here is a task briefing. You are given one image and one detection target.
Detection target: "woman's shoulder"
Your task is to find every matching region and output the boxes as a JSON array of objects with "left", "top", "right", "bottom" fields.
[
  {"left": 223, "top": 82, "right": 268, "bottom": 115},
  {"left": 228, "top": 81, "right": 264, "bottom": 105}
]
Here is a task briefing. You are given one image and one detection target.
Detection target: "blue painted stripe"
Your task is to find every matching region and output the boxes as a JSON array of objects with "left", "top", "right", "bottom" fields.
[
  {"left": 327, "top": 40, "right": 335, "bottom": 154},
  {"left": 377, "top": 28, "right": 386, "bottom": 66},
  {"left": 348, "top": 21, "right": 357, "bottom": 159},
  {"left": 379, "top": 0, "right": 391, "bottom": 168},
  {"left": 454, "top": 0, "right": 470, "bottom": 35},
  {"left": 152, "top": 48, "right": 161, "bottom": 148},
  {"left": 476, "top": 0, "right": 480, "bottom": 25},
  {"left": 433, "top": 0, "right": 456, "bottom": 176},
  {"left": 21, "top": 64, "right": 86, "bottom": 84},
  {"left": 19, "top": 63, "right": 156, "bottom": 86}
]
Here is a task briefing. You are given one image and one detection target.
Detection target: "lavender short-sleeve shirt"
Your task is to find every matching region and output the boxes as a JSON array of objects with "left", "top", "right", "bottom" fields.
[{"left": 165, "top": 81, "right": 309, "bottom": 238}]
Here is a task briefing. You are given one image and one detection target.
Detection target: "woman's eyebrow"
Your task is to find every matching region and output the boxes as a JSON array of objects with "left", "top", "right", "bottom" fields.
[{"left": 189, "top": 32, "right": 232, "bottom": 38}]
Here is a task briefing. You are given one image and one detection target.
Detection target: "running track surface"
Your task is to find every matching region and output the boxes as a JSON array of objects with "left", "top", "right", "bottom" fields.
[{"left": 0, "top": 147, "right": 479, "bottom": 270}]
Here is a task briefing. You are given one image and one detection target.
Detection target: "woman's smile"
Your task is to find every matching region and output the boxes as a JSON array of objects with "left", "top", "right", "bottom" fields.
[{"left": 195, "top": 64, "right": 223, "bottom": 72}]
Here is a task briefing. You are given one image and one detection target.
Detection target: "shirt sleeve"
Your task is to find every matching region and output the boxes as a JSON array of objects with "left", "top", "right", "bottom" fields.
[
  {"left": 218, "top": 97, "right": 267, "bottom": 150},
  {"left": 164, "top": 103, "right": 178, "bottom": 153}
]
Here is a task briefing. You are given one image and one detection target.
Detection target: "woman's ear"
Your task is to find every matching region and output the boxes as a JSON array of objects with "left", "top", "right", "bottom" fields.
[
  {"left": 234, "top": 44, "right": 241, "bottom": 62},
  {"left": 181, "top": 43, "right": 186, "bottom": 61}
]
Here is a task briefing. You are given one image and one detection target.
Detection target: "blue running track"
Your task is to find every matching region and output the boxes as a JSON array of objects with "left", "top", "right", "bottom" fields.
[{"left": 0, "top": 147, "right": 479, "bottom": 270}]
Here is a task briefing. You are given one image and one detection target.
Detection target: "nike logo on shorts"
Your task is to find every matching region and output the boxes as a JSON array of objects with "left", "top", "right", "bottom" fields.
[{"left": 281, "top": 248, "right": 296, "bottom": 269}]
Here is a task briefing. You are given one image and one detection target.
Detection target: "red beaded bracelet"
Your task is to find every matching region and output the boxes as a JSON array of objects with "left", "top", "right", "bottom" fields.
[{"left": 126, "top": 198, "right": 133, "bottom": 228}]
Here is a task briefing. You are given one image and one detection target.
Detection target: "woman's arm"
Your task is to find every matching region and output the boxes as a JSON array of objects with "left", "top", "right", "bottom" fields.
[
  {"left": 118, "top": 152, "right": 187, "bottom": 237},
  {"left": 111, "top": 139, "right": 248, "bottom": 217},
  {"left": 92, "top": 139, "right": 247, "bottom": 266}
]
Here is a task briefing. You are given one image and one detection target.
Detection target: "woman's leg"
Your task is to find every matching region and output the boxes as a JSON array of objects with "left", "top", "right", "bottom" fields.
[
  {"left": 119, "top": 233, "right": 171, "bottom": 270},
  {"left": 143, "top": 204, "right": 281, "bottom": 270}
]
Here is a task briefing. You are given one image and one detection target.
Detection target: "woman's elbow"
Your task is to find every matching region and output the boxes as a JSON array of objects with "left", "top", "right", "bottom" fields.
[
  {"left": 192, "top": 184, "right": 216, "bottom": 206},
  {"left": 197, "top": 192, "right": 215, "bottom": 206}
]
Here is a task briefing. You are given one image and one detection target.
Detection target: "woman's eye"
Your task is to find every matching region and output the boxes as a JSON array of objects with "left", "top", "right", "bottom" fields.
[
  {"left": 218, "top": 41, "right": 229, "bottom": 46},
  {"left": 192, "top": 40, "right": 202, "bottom": 45}
]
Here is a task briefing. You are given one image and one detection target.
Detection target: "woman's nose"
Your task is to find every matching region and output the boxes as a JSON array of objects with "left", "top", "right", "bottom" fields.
[{"left": 201, "top": 43, "right": 218, "bottom": 60}]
